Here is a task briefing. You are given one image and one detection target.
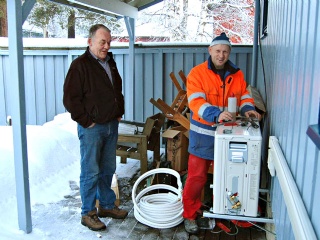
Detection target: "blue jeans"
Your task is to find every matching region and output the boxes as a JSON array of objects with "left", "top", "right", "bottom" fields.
[{"left": 77, "top": 120, "right": 119, "bottom": 216}]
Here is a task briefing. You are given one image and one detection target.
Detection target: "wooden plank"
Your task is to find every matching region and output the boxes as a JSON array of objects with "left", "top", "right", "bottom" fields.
[
  {"left": 250, "top": 226, "right": 267, "bottom": 240},
  {"left": 116, "top": 150, "right": 140, "bottom": 159},
  {"left": 117, "top": 146, "right": 131, "bottom": 151},
  {"left": 142, "top": 118, "right": 156, "bottom": 137},
  {"left": 172, "top": 222, "right": 189, "bottom": 240},
  {"left": 203, "top": 219, "right": 221, "bottom": 240},
  {"left": 149, "top": 112, "right": 166, "bottom": 127},
  {"left": 140, "top": 227, "right": 161, "bottom": 239},
  {"left": 120, "top": 156, "right": 127, "bottom": 164},
  {"left": 178, "top": 70, "right": 187, "bottom": 86},
  {"left": 139, "top": 137, "right": 148, "bottom": 173},
  {"left": 159, "top": 228, "right": 177, "bottom": 239},
  {"left": 197, "top": 229, "right": 207, "bottom": 239},
  {"left": 216, "top": 220, "right": 236, "bottom": 240},
  {"left": 155, "top": 98, "right": 190, "bottom": 130},
  {"left": 150, "top": 97, "right": 168, "bottom": 113},
  {"left": 235, "top": 226, "right": 251, "bottom": 240},
  {"left": 126, "top": 148, "right": 138, "bottom": 153},
  {"left": 171, "top": 113, "right": 190, "bottom": 130},
  {"left": 170, "top": 72, "right": 183, "bottom": 92},
  {"left": 171, "top": 90, "right": 188, "bottom": 112},
  {"left": 105, "top": 213, "right": 139, "bottom": 239},
  {"left": 118, "top": 134, "right": 145, "bottom": 143},
  {"left": 155, "top": 98, "right": 175, "bottom": 114}
]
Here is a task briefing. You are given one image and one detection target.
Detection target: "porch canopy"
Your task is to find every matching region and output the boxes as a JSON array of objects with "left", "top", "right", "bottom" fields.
[
  {"left": 8, "top": 0, "right": 261, "bottom": 234},
  {"left": 7, "top": 0, "right": 162, "bottom": 233}
]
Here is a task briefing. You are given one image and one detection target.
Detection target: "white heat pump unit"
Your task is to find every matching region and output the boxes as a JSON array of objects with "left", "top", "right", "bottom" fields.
[{"left": 213, "top": 123, "right": 262, "bottom": 217}]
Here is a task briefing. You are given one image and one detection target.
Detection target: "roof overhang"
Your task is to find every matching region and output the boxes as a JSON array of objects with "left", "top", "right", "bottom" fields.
[{"left": 49, "top": 0, "right": 163, "bottom": 18}]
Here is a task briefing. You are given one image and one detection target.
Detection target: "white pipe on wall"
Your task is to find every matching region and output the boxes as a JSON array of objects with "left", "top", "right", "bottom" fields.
[{"left": 268, "top": 136, "right": 317, "bottom": 240}]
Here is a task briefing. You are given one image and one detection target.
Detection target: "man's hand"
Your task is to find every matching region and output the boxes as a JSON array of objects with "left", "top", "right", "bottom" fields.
[
  {"left": 245, "top": 110, "right": 261, "bottom": 121},
  {"left": 218, "top": 111, "right": 233, "bottom": 122},
  {"left": 88, "top": 122, "right": 96, "bottom": 128}
]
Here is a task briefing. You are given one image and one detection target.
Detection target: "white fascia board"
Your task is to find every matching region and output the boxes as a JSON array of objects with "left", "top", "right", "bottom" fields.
[{"left": 69, "top": 0, "right": 138, "bottom": 18}]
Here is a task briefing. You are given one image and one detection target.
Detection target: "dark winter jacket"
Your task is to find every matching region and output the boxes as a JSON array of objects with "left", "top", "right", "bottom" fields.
[{"left": 63, "top": 47, "right": 125, "bottom": 128}]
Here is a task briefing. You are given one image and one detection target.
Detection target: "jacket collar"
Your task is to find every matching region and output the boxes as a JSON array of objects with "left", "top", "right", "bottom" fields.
[{"left": 85, "top": 46, "right": 113, "bottom": 62}]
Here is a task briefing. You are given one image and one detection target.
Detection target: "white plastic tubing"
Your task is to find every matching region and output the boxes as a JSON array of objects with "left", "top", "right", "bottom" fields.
[
  {"left": 131, "top": 168, "right": 184, "bottom": 229},
  {"left": 268, "top": 136, "right": 317, "bottom": 240}
]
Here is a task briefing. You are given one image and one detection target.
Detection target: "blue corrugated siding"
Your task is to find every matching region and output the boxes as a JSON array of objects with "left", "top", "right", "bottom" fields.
[
  {"left": 0, "top": 45, "right": 253, "bottom": 125},
  {"left": 258, "top": 0, "right": 320, "bottom": 239}
]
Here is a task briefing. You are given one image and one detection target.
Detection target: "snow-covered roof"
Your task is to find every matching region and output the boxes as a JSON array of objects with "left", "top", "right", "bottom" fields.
[
  {"left": 0, "top": 37, "right": 130, "bottom": 49},
  {"left": 0, "top": 37, "right": 218, "bottom": 48},
  {"left": 0, "top": 37, "right": 211, "bottom": 49}
]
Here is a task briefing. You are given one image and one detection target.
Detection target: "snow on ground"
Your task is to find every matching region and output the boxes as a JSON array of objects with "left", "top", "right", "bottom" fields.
[
  {"left": 0, "top": 113, "right": 81, "bottom": 239},
  {"left": 0, "top": 113, "right": 145, "bottom": 239}
]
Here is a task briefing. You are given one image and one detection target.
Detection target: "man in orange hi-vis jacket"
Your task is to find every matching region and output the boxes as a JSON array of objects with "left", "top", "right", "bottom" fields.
[{"left": 183, "top": 32, "right": 261, "bottom": 234}]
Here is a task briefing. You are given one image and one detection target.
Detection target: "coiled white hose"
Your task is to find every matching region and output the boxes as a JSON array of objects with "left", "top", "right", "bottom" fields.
[{"left": 132, "top": 168, "right": 184, "bottom": 229}]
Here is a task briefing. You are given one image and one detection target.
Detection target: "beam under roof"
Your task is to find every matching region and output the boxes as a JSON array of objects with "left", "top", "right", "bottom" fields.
[
  {"left": 49, "top": 0, "right": 163, "bottom": 18},
  {"left": 50, "top": 0, "right": 138, "bottom": 18},
  {"left": 124, "top": 0, "right": 164, "bottom": 11}
]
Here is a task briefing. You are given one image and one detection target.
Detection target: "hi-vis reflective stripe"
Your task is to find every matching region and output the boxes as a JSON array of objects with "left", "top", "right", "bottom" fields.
[
  {"left": 199, "top": 103, "right": 224, "bottom": 118},
  {"left": 188, "top": 92, "right": 206, "bottom": 103},
  {"left": 240, "top": 102, "right": 254, "bottom": 110},
  {"left": 198, "top": 103, "right": 211, "bottom": 118},
  {"left": 190, "top": 123, "right": 216, "bottom": 137},
  {"left": 241, "top": 94, "right": 252, "bottom": 100}
]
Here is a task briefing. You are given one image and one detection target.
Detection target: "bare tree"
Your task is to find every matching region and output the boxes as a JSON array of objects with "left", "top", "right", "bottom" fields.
[
  {"left": 67, "top": 9, "right": 75, "bottom": 38},
  {"left": 1, "top": 0, "right": 254, "bottom": 42},
  {"left": 0, "top": 0, "right": 7, "bottom": 37},
  {"left": 137, "top": 0, "right": 254, "bottom": 43},
  {"left": 27, "top": 0, "right": 63, "bottom": 37},
  {"left": 204, "top": 0, "right": 255, "bottom": 43},
  {"left": 25, "top": 0, "right": 124, "bottom": 38}
]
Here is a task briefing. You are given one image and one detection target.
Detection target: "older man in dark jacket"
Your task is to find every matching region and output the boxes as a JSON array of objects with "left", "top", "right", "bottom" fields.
[{"left": 63, "top": 24, "right": 127, "bottom": 231}]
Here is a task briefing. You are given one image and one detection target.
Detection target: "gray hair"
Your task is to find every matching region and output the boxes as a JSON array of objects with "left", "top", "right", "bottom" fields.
[{"left": 88, "top": 24, "right": 111, "bottom": 38}]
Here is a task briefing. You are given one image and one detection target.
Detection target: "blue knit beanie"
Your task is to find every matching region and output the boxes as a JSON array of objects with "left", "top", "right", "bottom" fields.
[{"left": 210, "top": 32, "right": 231, "bottom": 47}]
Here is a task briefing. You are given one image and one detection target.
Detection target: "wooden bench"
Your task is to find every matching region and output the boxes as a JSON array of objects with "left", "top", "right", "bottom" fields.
[{"left": 116, "top": 113, "right": 165, "bottom": 174}]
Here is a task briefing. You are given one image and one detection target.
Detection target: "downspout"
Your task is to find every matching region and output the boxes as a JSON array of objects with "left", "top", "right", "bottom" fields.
[{"left": 250, "top": 0, "right": 260, "bottom": 86}]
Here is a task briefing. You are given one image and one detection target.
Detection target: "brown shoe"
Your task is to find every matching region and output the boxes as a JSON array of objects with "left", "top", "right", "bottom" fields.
[
  {"left": 81, "top": 210, "right": 106, "bottom": 231},
  {"left": 98, "top": 206, "right": 128, "bottom": 219}
]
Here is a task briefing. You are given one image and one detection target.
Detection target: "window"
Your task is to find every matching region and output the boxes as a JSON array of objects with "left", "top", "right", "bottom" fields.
[
  {"left": 260, "top": 0, "right": 268, "bottom": 38},
  {"left": 306, "top": 103, "right": 320, "bottom": 150}
]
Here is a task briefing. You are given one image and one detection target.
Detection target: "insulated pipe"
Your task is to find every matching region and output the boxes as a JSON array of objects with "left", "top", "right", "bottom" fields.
[
  {"left": 268, "top": 136, "right": 317, "bottom": 240},
  {"left": 132, "top": 168, "right": 184, "bottom": 229}
]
